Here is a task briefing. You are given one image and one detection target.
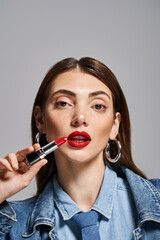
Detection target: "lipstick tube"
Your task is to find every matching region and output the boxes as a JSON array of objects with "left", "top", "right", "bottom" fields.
[{"left": 24, "top": 137, "right": 67, "bottom": 165}]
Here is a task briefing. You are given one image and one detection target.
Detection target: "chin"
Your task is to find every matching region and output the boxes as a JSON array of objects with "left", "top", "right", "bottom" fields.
[{"left": 66, "top": 151, "right": 96, "bottom": 164}]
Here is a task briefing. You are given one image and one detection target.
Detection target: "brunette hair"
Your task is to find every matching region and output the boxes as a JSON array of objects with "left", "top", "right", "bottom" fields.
[{"left": 31, "top": 57, "right": 146, "bottom": 195}]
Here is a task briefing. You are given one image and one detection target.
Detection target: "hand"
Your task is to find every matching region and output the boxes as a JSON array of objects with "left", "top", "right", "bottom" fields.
[{"left": 0, "top": 144, "right": 48, "bottom": 204}]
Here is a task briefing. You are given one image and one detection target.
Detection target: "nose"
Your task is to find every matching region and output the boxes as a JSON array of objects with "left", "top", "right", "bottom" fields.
[{"left": 71, "top": 104, "right": 88, "bottom": 127}]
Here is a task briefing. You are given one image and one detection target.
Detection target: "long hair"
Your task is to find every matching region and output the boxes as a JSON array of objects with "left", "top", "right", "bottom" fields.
[{"left": 31, "top": 57, "right": 146, "bottom": 195}]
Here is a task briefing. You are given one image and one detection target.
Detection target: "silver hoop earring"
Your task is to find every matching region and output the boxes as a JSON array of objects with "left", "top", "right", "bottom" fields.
[
  {"left": 105, "top": 139, "right": 122, "bottom": 163},
  {"left": 35, "top": 132, "right": 48, "bottom": 144},
  {"left": 35, "top": 132, "right": 40, "bottom": 144}
]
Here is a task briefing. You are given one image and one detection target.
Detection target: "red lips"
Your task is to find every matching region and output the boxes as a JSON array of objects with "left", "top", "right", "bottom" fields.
[{"left": 67, "top": 131, "right": 91, "bottom": 148}]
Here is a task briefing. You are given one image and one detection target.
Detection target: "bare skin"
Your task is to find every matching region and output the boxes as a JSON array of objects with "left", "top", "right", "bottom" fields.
[{"left": 0, "top": 144, "right": 47, "bottom": 204}]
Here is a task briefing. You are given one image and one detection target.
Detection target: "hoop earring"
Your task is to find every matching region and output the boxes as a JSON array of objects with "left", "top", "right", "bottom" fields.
[
  {"left": 35, "top": 132, "right": 40, "bottom": 144},
  {"left": 35, "top": 132, "right": 49, "bottom": 144},
  {"left": 105, "top": 139, "right": 122, "bottom": 163}
]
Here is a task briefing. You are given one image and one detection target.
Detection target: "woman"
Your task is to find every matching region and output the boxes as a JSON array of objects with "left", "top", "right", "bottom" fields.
[{"left": 0, "top": 57, "right": 159, "bottom": 240}]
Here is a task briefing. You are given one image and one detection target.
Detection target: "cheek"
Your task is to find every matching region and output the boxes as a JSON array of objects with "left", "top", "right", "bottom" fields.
[
  {"left": 94, "top": 115, "right": 114, "bottom": 140},
  {"left": 44, "top": 110, "right": 70, "bottom": 136},
  {"left": 97, "top": 122, "right": 112, "bottom": 138}
]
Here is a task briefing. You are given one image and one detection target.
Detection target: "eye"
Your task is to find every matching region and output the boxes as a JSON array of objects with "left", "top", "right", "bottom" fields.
[
  {"left": 92, "top": 104, "right": 107, "bottom": 111},
  {"left": 54, "top": 101, "right": 69, "bottom": 108}
]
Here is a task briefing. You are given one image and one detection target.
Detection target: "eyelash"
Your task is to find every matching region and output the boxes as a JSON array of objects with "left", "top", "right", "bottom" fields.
[
  {"left": 54, "top": 101, "right": 69, "bottom": 108},
  {"left": 92, "top": 104, "right": 107, "bottom": 111}
]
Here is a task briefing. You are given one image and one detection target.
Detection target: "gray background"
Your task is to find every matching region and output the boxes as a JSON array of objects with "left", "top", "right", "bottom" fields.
[{"left": 0, "top": 0, "right": 160, "bottom": 200}]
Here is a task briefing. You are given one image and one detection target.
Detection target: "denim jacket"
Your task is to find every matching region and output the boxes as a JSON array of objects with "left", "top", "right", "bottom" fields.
[{"left": 0, "top": 167, "right": 160, "bottom": 240}]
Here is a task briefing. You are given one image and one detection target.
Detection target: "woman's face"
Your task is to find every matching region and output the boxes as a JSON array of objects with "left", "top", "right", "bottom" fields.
[{"left": 35, "top": 69, "right": 120, "bottom": 164}]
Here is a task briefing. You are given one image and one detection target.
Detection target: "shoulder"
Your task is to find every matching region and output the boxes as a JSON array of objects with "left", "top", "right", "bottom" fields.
[
  {"left": 0, "top": 197, "right": 38, "bottom": 237},
  {"left": 115, "top": 166, "right": 160, "bottom": 195},
  {"left": 9, "top": 196, "right": 37, "bottom": 205},
  {"left": 9, "top": 196, "right": 37, "bottom": 217}
]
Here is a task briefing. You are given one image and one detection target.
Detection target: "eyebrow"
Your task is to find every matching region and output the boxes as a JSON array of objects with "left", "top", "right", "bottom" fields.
[
  {"left": 52, "top": 89, "right": 76, "bottom": 98},
  {"left": 89, "top": 90, "right": 110, "bottom": 99},
  {"left": 51, "top": 89, "right": 110, "bottom": 99}
]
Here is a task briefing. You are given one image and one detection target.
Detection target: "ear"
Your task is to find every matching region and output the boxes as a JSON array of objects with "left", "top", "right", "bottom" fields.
[
  {"left": 109, "top": 112, "right": 121, "bottom": 140},
  {"left": 34, "top": 106, "right": 46, "bottom": 133}
]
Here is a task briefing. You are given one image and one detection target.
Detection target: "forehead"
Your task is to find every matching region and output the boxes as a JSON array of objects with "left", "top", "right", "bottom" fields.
[{"left": 50, "top": 69, "right": 112, "bottom": 97}]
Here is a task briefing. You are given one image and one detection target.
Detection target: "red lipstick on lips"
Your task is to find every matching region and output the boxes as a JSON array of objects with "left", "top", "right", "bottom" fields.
[{"left": 67, "top": 131, "right": 91, "bottom": 148}]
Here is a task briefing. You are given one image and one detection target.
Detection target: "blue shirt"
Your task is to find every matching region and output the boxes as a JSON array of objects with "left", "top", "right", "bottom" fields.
[{"left": 53, "top": 166, "right": 138, "bottom": 240}]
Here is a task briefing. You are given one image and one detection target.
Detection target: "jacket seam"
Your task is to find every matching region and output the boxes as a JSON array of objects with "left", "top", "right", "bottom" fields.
[{"left": 145, "top": 180, "right": 160, "bottom": 203}]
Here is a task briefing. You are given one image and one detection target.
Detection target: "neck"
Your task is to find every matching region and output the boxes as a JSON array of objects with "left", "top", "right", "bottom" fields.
[{"left": 55, "top": 155, "right": 105, "bottom": 212}]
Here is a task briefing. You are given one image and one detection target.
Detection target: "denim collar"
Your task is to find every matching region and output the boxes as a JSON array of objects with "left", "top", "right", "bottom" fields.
[
  {"left": 23, "top": 166, "right": 160, "bottom": 237},
  {"left": 22, "top": 179, "right": 55, "bottom": 237},
  {"left": 121, "top": 167, "right": 160, "bottom": 226},
  {"left": 53, "top": 166, "right": 117, "bottom": 220}
]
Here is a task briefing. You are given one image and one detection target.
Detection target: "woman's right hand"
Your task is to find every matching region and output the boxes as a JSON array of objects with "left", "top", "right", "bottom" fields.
[{"left": 0, "top": 144, "right": 48, "bottom": 204}]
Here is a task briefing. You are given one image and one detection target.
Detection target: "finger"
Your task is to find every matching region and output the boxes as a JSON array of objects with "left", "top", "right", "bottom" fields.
[
  {"left": 16, "top": 146, "right": 34, "bottom": 162},
  {"left": 6, "top": 153, "right": 19, "bottom": 170},
  {"left": 16, "top": 144, "right": 42, "bottom": 162},
  {"left": 19, "top": 162, "right": 30, "bottom": 173},
  {"left": 19, "top": 143, "right": 45, "bottom": 173},
  {"left": 22, "top": 144, "right": 41, "bottom": 166},
  {"left": 21, "top": 159, "right": 48, "bottom": 186},
  {"left": 33, "top": 143, "right": 41, "bottom": 151},
  {"left": 0, "top": 158, "right": 13, "bottom": 172}
]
